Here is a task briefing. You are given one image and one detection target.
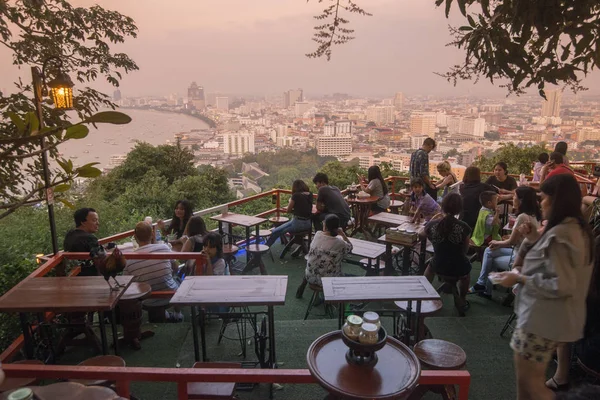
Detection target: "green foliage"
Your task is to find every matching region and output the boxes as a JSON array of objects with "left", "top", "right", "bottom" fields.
[
  {"left": 444, "top": 148, "right": 460, "bottom": 158},
  {"left": 475, "top": 143, "right": 548, "bottom": 175},
  {"left": 306, "top": 0, "right": 600, "bottom": 95},
  {"left": 484, "top": 131, "right": 500, "bottom": 140},
  {"left": 318, "top": 160, "right": 365, "bottom": 189}
]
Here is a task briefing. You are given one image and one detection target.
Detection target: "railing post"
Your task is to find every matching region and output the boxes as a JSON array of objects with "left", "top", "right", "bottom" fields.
[
  {"left": 177, "top": 382, "right": 188, "bottom": 399},
  {"left": 115, "top": 379, "right": 130, "bottom": 398},
  {"left": 276, "top": 190, "right": 281, "bottom": 218}
]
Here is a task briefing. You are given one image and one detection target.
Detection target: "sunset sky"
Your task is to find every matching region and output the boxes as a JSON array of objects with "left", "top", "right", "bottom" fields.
[{"left": 1, "top": 0, "right": 599, "bottom": 98}]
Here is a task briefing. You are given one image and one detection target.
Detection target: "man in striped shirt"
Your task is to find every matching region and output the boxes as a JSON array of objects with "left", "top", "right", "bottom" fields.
[{"left": 123, "top": 222, "right": 182, "bottom": 321}]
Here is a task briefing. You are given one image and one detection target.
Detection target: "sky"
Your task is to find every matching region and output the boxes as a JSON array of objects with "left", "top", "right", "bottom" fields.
[{"left": 1, "top": 0, "right": 600, "bottom": 98}]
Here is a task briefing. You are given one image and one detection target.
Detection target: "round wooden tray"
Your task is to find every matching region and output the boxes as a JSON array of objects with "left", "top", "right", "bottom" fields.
[{"left": 306, "top": 331, "right": 420, "bottom": 400}]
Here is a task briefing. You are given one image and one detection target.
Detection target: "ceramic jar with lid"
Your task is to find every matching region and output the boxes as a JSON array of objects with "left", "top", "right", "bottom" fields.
[
  {"left": 342, "top": 315, "right": 363, "bottom": 341},
  {"left": 362, "top": 311, "right": 381, "bottom": 329},
  {"left": 359, "top": 323, "right": 379, "bottom": 345}
]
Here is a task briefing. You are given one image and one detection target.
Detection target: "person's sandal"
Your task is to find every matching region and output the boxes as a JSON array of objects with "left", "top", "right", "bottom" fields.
[{"left": 546, "top": 377, "right": 569, "bottom": 392}]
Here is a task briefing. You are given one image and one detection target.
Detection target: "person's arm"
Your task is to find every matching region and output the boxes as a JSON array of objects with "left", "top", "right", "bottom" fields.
[
  {"left": 181, "top": 236, "right": 194, "bottom": 253},
  {"left": 203, "top": 251, "right": 213, "bottom": 275},
  {"left": 363, "top": 180, "right": 375, "bottom": 194},
  {"left": 286, "top": 197, "right": 296, "bottom": 213},
  {"left": 316, "top": 189, "right": 326, "bottom": 212},
  {"left": 435, "top": 175, "right": 451, "bottom": 189},
  {"left": 336, "top": 228, "right": 353, "bottom": 251}
]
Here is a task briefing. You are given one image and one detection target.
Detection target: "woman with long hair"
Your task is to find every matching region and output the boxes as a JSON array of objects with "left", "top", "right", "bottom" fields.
[
  {"left": 493, "top": 174, "right": 595, "bottom": 400},
  {"left": 157, "top": 200, "right": 193, "bottom": 239},
  {"left": 422, "top": 193, "right": 472, "bottom": 313},
  {"left": 460, "top": 166, "right": 497, "bottom": 230},
  {"left": 361, "top": 165, "right": 390, "bottom": 213},
  {"left": 265, "top": 179, "right": 313, "bottom": 247},
  {"left": 470, "top": 186, "right": 541, "bottom": 298},
  {"left": 181, "top": 216, "right": 209, "bottom": 253}
]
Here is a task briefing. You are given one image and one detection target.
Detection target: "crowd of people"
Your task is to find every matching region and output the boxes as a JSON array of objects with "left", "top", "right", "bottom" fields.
[{"left": 61, "top": 137, "right": 600, "bottom": 398}]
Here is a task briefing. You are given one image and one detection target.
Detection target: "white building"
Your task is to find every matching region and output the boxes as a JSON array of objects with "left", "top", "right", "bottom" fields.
[
  {"left": 276, "top": 136, "right": 294, "bottom": 147},
  {"left": 216, "top": 97, "right": 229, "bottom": 111},
  {"left": 223, "top": 132, "right": 255, "bottom": 155},
  {"left": 410, "top": 112, "right": 437, "bottom": 137},
  {"left": 393, "top": 92, "right": 404, "bottom": 110},
  {"left": 411, "top": 135, "right": 428, "bottom": 149},
  {"left": 294, "top": 101, "right": 311, "bottom": 117},
  {"left": 316, "top": 136, "right": 352, "bottom": 157},
  {"left": 323, "top": 120, "right": 352, "bottom": 136},
  {"left": 541, "top": 90, "right": 561, "bottom": 118},
  {"left": 366, "top": 106, "right": 395, "bottom": 126},
  {"left": 284, "top": 88, "right": 303, "bottom": 108},
  {"left": 446, "top": 116, "right": 485, "bottom": 137}
]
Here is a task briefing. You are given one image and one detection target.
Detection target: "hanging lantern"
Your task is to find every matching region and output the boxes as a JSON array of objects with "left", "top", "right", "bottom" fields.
[{"left": 47, "top": 70, "right": 74, "bottom": 110}]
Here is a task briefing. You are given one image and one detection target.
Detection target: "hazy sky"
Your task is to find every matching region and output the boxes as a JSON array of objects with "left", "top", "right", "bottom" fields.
[{"left": 2, "top": 0, "right": 600, "bottom": 98}]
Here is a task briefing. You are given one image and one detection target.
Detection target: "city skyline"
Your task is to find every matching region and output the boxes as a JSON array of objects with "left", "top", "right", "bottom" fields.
[{"left": 2, "top": 0, "right": 600, "bottom": 98}]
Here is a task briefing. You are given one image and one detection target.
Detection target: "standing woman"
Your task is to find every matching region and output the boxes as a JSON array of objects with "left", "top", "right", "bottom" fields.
[
  {"left": 361, "top": 165, "right": 390, "bottom": 213},
  {"left": 493, "top": 174, "right": 595, "bottom": 400},
  {"left": 265, "top": 180, "right": 313, "bottom": 247},
  {"left": 157, "top": 200, "right": 193, "bottom": 251}
]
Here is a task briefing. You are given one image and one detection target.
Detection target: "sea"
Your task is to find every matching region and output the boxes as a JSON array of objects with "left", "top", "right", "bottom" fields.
[{"left": 57, "top": 109, "right": 210, "bottom": 169}]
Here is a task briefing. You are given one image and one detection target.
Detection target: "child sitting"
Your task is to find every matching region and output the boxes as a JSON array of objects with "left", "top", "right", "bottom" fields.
[
  {"left": 407, "top": 178, "right": 441, "bottom": 223},
  {"left": 471, "top": 191, "right": 501, "bottom": 246},
  {"left": 202, "top": 232, "right": 228, "bottom": 276}
]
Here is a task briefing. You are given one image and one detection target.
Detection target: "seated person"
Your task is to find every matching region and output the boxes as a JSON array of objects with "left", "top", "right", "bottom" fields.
[
  {"left": 361, "top": 165, "right": 390, "bottom": 214},
  {"left": 435, "top": 161, "right": 458, "bottom": 202},
  {"left": 202, "top": 232, "right": 228, "bottom": 276},
  {"left": 313, "top": 172, "right": 352, "bottom": 231},
  {"left": 266, "top": 179, "right": 313, "bottom": 247},
  {"left": 540, "top": 152, "right": 574, "bottom": 183},
  {"left": 305, "top": 215, "right": 353, "bottom": 287},
  {"left": 157, "top": 200, "right": 193, "bottom": 251},
  {"left": 459, "top": 166, "right": 498, "bottom": 230},
  {"left": 123, "top": 221, "right": 182, "bottom": 322},
  {"left": 471, "top": 191, "right": 501, "bottom": 247},
  {"left": 533, "top": 152, "right": 549, "bottom": 182},
  {"left": 406, "top": 178, "right": 441, "bottom": 223},
  {"left": 64, "top": 207, "right": 100, "bottom": 276},
  {"left": 485, "top": 162, "right": 517, "bottom": 202},
  {"left": 181, "top": 216, "right": 209, "bottom": 253},
  {"left": 422, "top": 193, "right": 471, "bottom": 312},
  {"left": 470, "top": 186, "right": 541, "bottom": 298}
]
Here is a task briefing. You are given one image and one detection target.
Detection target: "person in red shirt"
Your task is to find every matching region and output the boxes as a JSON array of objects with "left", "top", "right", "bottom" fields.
[{"left": 541, "top": 152, "right": 574, "bottom": 183}]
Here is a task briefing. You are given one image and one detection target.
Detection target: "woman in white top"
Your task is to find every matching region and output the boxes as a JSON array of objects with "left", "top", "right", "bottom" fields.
[
  {"left": 361, "top": 165, "right": 390, "bottom": 213},
  {"left": 305, "top": 214, "right": 353, "bottom": 286},
  {"left": 470, "top": 186, "right": 541, "bottom": 298}
]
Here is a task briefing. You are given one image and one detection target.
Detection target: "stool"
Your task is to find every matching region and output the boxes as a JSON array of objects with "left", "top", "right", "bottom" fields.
[
  {"left": 280, "top": 231, "right": 311, "bottom": 259},
  {"left": 389, "top": 199, "right": 404, "bottom": 214},
  {"left": 409, "top": 339, "right": 467, "bottom": 400},
  {"left": 222, "top": 244, "right": 240, "bottom": 275},
  {"left": 269, "top": 216, "right": 290, "bottom": 243},
  {"left": 243, "top": 244, "right": 269, "bottom": 275},
  {"left": 500, "top": 313, "right": 517, "bottom": 337},
  {"left": 304, "top": 284, "right": 334, "bottom": 320},
  {"left": 358, "top": 258, "right": 386, "bottom": 276},
  {"left": 70, "top": 355, "right": 126, "bottom": 386},
  {"left": 395, "top": 300, "right": 443, "bottom": 342},
  {"left": 118, "top": 282, "right": 154, "bottom": 350},
  {"left": 436, "top": 274, "right": 469, "bottom": 317},
  {"left": 187, "top": 362, "right": 241, "bottom": 399},
  {"left": 0, "top": 360, "right": 44, "bottom": 392},
  {"left": 258, "top": 229, "right": 275, "bottom": 262}
]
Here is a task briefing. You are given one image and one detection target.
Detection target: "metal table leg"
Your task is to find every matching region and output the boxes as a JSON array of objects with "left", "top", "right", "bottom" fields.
[
  {"left": 404, "top": 300, "right": 413, "bottom": 346},
  {"left": 418, "top": 239, "right": 427, "bottom": 275},
  {"left": 199, "top": 307, "right": 207, "bottom": 362},
  {"left": 191, "top": 306, "right": 200, "bottom": 362},
  {"left": 111, "top": 308, "right": 119, "bottom": 356},
  {"left": 402, "top": 245, "right": 411, "bottom": 276},
  {"left": 98, "top": 312, "right": 108, "bottom": 355},
  {"left": 19, "top": 313, "right": 34, "bottom": 359},
  {"left": 338, "top": 303, "right": 344, "bottom": 329},
  {"left": 414, "top": 300, "right": 422, "bottom": 344},
  {"left": 384, "top": 243, "right": 393, "bottom": 276}
]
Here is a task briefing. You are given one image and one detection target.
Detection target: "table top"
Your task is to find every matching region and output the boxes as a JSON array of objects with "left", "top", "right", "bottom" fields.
[
  {"left": 2, "top": 382, "right": 126, "bottom": 400},
  {"left": 170, "top": 275, "right": 288, "bottom": 306},
  {"left": 378, "top": 233, "right": 422, "bottom": 247},
  {"left": 322, "top": 276, "right": 440, "bottom": 303},
  {"left": 347, "top": 195, "right": 379, "bottom": 204},
  {"left": 306, "top": 331, "right": 420, "bottom": 400},
  {"left": 348, "top": 238, "right": 386, "bottom": 259},
  {"left": 210, "top": 212, "right": 267, "bottom": 227},
  {"left": 368, "top": 213, "right": 424, "bottom": 228},
  {"left": 0, "top": 276, "right": 133, "bottom": 313},
  {"left": 120, "top": 282, "right": 152, "bottom": 301}
]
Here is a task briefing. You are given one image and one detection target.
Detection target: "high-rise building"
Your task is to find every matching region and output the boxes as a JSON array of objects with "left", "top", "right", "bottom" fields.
[
  {"left": 283, "top": 89, "right": 303, "bottom": 108},
  {"left": 316, "top": 136, "right": 352, "bottom": 157},
  {"left": 216, "top": 96, "right": 229, "bottom": 111},
  {"left": 366, "top": 106, "right": 395, "bottom": 126},
  {"left": 223, "top": 132, "right": 255, "bottom": 155},
  {"left": 294, "top": 101, "right": 311, "bottom": 117},
  {"left": 541, "top": 89, "right": 561, "bottom": 117},
  {"left": 410, "top": 112, "right": 437, "bottom": 137},
  {"left": 393, "top": 92, "right": 404, "bottom": 110},
  {"left": 446, "top": 116, "right": 486, "bottom": 137},
  {"left": 187, "top": 82, "right": 205, "bottom": 109},
  {"left": 323, "top": 120, "right": 352, "bottom": 136}
]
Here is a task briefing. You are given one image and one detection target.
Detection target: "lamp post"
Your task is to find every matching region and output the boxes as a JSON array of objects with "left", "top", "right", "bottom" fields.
[{"left": 31, "top": 56, "right": 75, "bottom": 255}]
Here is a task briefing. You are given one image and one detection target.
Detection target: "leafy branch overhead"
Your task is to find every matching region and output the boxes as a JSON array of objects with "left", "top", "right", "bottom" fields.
[{"left": 306, "top": 0, "right": 600, "bottom": 96}]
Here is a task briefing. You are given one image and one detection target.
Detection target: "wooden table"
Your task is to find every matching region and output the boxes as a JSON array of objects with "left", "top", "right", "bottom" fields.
[
  {"left": 347, "top": 238, "right": 386, "bottom": 276},
  {"left": 211, "top": 213, "right": 267, "bottom": 272},
  {"left": 306, "top": 331, "right": 420, "bottom": 400},
  {"left": 1, "top": 382, "right": 126, "bottom": 400},
  {"left": 170, "top": 276, "right": 287, "bottom": 366},
  {"left": 0, "top": 276, "right": 132, "bottom": 359},
  {"left": 322, "top": 276, "right": 440, "bottom": 345},
  {"left": 346, "top": 195, "right": 379, "bottom": 238}
]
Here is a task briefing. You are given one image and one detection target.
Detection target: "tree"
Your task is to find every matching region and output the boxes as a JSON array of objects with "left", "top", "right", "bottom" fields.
[
  {"left": 484, "top": 131, "right": 500, "bottom": 141},
  {"left": 476, "top": 143, "right": 547, "bottom": 175},
  {"left": 0, "top": 0, "right": 137, "bottom": 216},
  {"left": 305, "top": 1, "right": 600, "bottom": 96},
  {"left": 317, "top": 160, "right": 365, "bottom": 189},
  {"left": 444, "top": 148, "right": 459, "bottom": 158}
]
